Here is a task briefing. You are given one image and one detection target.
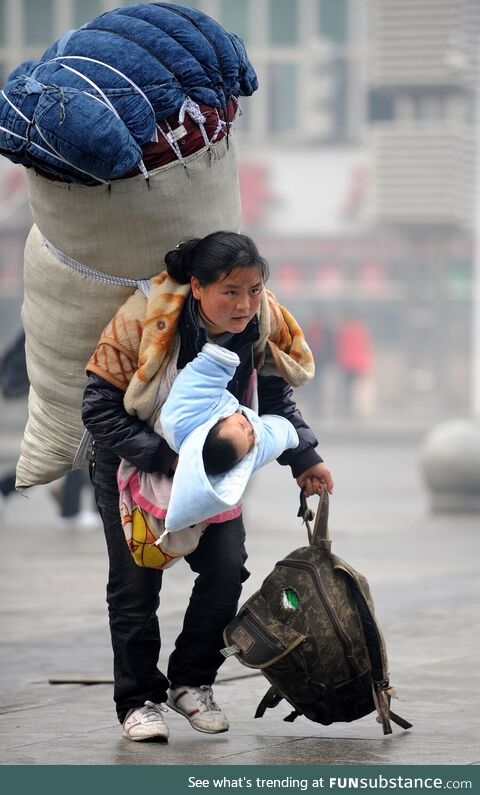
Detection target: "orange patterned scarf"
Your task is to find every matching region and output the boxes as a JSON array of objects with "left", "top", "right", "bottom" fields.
[{"left": 86, "top": 272, "right": 314, "bottom": 421}]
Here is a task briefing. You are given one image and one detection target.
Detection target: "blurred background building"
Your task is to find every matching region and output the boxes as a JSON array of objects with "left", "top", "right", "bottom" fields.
[{"left": 0, "top": 0, "right": 478, "bottom": 421}]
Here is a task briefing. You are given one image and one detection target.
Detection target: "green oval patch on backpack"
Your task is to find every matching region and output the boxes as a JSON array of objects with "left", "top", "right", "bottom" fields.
[{"left": 282, "top": 588, "right": 300, "bottom": 610}]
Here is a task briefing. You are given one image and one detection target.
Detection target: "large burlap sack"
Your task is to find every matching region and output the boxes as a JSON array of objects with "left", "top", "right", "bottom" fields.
[{"left": 17, "top": 136, "right": 241, "bottom": 489}]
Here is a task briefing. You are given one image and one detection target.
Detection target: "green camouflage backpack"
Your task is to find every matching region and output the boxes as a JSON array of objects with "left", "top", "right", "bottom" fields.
[{"left": 222, "top": 488, "right": 412, "bottom": 734}]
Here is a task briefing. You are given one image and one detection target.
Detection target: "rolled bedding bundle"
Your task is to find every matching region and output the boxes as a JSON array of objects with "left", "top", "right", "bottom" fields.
[
  {"left": 0, "top": 3, "right": 258, "bottom": 488},
  {"left": 0, "top": 3, "right": 257, "bottom": 183}
]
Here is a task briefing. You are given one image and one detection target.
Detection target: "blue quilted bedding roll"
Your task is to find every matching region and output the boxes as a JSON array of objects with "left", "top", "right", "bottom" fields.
[{"left": 0, "top": 3, "right": 257, "bottom": 183}]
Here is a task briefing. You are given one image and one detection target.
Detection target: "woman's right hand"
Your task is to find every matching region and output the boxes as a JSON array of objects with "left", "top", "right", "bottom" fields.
[{"left": 296, "top": 462, "right": 334, "bottom": 496}]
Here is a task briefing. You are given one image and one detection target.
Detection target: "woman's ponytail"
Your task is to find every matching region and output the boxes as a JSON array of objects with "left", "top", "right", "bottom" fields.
[
  {"left": 166, "top": 231, "right": 270, "bottom": 286},
  {"left": 165, "top": 238, "right": 200, "bottom": 284}
]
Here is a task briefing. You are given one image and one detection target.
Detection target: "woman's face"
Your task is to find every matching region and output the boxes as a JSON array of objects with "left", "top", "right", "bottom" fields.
[{"left": 191, "top": 266, "right": 264, "bottom": 334}]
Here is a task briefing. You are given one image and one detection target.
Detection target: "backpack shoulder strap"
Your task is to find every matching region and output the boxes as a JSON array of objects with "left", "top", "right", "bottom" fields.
[{"left": 254, "top": 686, "right": 284, "bottom": 719}]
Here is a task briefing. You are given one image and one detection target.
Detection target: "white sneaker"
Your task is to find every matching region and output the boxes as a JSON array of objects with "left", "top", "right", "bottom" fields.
[
  {"left": 76, "top": 509, "right": 102, "bottom": 529},
  {"left": 167, "top": 686, "right": 229, "bottom": 734},
  {"left": 122, "top": 701, "right": 169, "bottom": 742}
]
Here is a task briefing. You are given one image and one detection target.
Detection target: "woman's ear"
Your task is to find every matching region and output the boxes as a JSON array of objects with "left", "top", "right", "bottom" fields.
[{"left": 191, "top": 276, "right": 202, "bottom": 300}]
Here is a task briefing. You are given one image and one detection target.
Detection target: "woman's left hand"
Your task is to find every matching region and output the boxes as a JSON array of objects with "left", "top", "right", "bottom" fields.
[{"left": 296, "top": 462, "right": 334, "bottom": 496}]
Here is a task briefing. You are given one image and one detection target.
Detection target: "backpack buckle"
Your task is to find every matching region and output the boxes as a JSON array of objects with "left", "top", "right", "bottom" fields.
[{"left": 220, "top": 644, "right": 239, "bottom": 658}]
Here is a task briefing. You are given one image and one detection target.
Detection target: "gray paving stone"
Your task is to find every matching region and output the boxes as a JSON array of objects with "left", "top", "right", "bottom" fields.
[{"left": 1, "top": 434, "right": 479, "bottom": 766}]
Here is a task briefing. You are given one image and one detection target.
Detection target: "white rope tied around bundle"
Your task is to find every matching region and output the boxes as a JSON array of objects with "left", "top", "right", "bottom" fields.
[
  {"left": 20, "top": 54, "right": 161, "bottom": 181},
  {"left": 45, "top": 55, "right": 158, "bottom": 142},
  {"left": 0, "top": 89, "right": 111, "bottom": 184},
  {"left": 156, "top": 120, "right": 186, "bottom": 168},
  {"left": 179, "top": 96, "right": 211, "bottom": 151}
]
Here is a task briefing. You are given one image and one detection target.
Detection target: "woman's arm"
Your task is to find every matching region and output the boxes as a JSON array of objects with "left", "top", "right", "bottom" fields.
[
  {"left": 82, "top": 372, "right": 177, "bottom": 476},
  {"left": 257, "top": 374, "right": 319, "bottom": 471},
  {"left": 257, "top": 373, "right": 333, "bottom": 494}
]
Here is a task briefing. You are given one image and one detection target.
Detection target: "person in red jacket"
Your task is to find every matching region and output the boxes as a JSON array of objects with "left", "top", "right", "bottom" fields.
[{"left": 335, "top": 315, "right": 374, "bottom": 417}]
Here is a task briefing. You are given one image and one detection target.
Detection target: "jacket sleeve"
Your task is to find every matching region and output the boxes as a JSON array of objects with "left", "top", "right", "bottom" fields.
[
  {"left": 257, "top": 374, "right": 323, "bottom": 477},
  {"left": 252, "top": 415, "right": 299, "bottom": 472},
  {"left": 161, "top": 343, "right": 240, "bottom": 451},
  {"left": 82, "top": 372, "right": 177, "bottom": 475}
]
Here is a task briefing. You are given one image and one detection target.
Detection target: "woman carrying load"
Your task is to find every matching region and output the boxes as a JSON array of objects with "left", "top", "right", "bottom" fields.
[{"left": 82, "top": 231, "right": 334, "bottom": 742}]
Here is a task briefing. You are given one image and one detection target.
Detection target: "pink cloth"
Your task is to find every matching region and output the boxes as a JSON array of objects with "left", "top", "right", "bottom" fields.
[{"left": 118, "top": 464, "right": 242, "bottom": 525}]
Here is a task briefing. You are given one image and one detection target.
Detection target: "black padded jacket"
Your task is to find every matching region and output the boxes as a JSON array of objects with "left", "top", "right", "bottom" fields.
[{"left": 81, "top": 295, "right": 322, "bottom": 480}]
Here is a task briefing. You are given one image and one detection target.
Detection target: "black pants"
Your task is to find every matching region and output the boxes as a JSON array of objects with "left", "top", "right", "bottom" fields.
[
  {"left": 91, "top": 443, "right": 249, "bottom": 723},
  {"left": 0, "top": 471, "right": 16, "bottom": 497}
]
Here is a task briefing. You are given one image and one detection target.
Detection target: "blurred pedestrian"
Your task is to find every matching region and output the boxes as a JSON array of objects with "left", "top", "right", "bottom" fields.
[
  {"left": 0, "top": 327, "right": 28, "bottom": 400},
  {"left": 0, "top": 328, "right": 98, "bottom": 526},
  {"left": 50, "top": 470, "right": 100, "bottom": 529},
  {"left": 0, "top": 471, "right": 17, "bottom": 506},
  {"left": 0, "top": 329, "right": 29, "bottom": 514},
  {"left": 304, "top": 316, "right": 335, "bottom": 415},
  {"left": 334, "top": 315, "right": 374, "bottom": 418}
]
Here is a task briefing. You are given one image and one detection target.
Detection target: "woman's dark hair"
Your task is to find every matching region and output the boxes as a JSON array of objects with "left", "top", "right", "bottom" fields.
[
  {"left": 165, "top": 231, "right": 269, "bottom": 286},
  {"left": 202, "top": 422, "right": 242, "bottom": 476}
]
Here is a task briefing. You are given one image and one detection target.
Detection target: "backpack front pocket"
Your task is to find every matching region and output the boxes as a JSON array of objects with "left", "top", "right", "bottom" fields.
[{"left": 223, "top": 590, "right": 305, "bottom": 669}]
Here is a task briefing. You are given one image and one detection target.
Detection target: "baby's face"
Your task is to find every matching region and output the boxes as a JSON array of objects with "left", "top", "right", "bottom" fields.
[{"left": 218, "top": 413, "right": 255, "bottom": 462}]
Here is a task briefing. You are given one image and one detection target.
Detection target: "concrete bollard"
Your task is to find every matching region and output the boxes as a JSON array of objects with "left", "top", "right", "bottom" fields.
[{"left": 420, "top": 419, "right": 480, "bottom": 512}]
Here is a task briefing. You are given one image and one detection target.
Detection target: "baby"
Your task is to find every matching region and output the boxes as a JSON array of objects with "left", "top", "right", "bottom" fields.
[
  {"left": 202, "top": 410, "right": 256, "bottom": 475},
  {"left": 160, "top": 342, "right": 299, "bottom": 532}
]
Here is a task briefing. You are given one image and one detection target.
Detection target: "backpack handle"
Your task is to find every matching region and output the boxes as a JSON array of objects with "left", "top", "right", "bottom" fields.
[{"left": 298, "top": 487, "right": 330, "bottom": 546}]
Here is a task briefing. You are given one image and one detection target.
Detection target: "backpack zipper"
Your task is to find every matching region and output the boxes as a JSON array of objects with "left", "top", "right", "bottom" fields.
[
  {"left": 240, "top": 610, "right": 286, "bottom": 652},
  {"left": 277, "top": 559, "right": 361, "bottom": 675}
]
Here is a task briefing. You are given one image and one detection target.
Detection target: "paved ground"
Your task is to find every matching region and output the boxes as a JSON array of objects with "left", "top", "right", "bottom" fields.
[{"left": 0, "top": 401, "right": 479, "bottom": 766}]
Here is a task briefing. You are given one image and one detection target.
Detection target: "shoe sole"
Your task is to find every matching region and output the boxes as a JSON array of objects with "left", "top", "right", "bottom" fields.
[
  {"left": 166, "top": 701, "right": 229, "bottom": 734},
  {"left": 122, "top": 731, "right": 169, "bottom": 743}
]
